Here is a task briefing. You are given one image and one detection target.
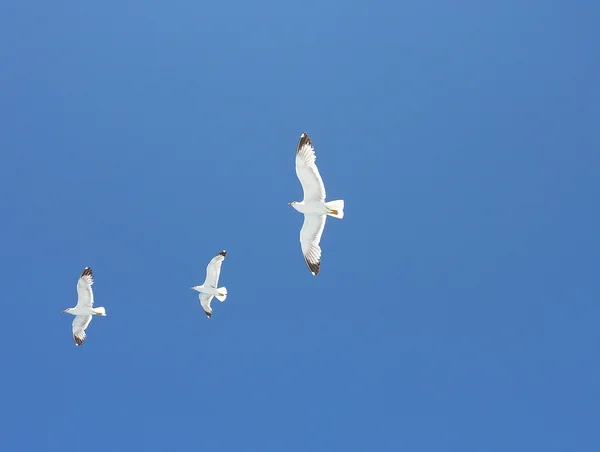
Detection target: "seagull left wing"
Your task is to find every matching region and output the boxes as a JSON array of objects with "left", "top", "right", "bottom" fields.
[
  {"left": 200, "top": 293, "right": 214, "bottom": 318},
  {"left": 296, "top": 133, "right": 326, "bottom": 203},
  {"left": 72, "top": 315, "right": 92, "bottom": 346},
  {"left": 203, "top": 250, "right": 227, "bottom": 288},
  {"left": 75, "top": 267, "right": 94, "bottom": 309},
  {"left": 300, "top": 213, "right": 327, "bottom": 275}
]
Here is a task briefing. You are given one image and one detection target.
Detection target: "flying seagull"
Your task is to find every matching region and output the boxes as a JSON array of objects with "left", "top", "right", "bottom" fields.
[
  {"left": 289, "top": 132, "right": 344, "bottom": 275},
  {"left": 191, "top": 250, "right": 228, "bottom": 318},
  {"left": 62, "top": 267, "right": 107, "bottom": 346}
]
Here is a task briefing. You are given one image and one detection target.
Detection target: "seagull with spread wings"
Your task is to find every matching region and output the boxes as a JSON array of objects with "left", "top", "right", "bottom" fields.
[
  {"left": 191, "top": 250, "right": 228, "bottom": 318},
  {"left": 289, "top": 132, "right": 344, "bottom": 275},
  {"left": 62, "top": 267, "right": 107, "bottom": 346}
]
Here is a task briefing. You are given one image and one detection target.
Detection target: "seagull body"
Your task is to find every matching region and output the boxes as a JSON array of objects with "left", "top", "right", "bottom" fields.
[
  {"left": 62, "top": 267, "right": 107, "bottom": 346},
  {"left": 191, "top": 250, "right": 228, "bottom": 318},
  {"left": 289, "top": 132, "right": 344, "bottom": 275}
]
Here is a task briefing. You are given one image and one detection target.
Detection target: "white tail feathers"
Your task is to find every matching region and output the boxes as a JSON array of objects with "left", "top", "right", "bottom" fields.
[
  {"left": 94, "top": 307, "right": 107, "bottom": 316},
  {"left": 326, "top": 199, "right": 344, "bottom": 219},
  {"left": 216, "top": 287, "right": 227, "bottom": 302}
]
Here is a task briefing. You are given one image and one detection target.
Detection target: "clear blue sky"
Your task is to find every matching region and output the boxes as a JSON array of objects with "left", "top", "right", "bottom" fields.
[{"left": 1, "top": 1, "right": 599, "bottom": 451}]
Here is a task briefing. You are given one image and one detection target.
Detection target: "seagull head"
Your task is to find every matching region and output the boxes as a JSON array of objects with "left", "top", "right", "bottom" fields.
[{"left": 289, "top": 201, "right": 303, "bottom": 212}]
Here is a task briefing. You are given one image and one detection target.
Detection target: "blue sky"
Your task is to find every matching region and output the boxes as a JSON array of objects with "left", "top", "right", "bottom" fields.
[{"left": 1, "top": 1, "right": 599, "bottom": 450}]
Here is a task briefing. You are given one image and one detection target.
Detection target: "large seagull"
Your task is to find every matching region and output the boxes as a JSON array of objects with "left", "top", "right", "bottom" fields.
[
  {"left": 191, "top": 250, "right": 228, "bottom": 318},
  {"left": 289, "top": 132, "right": 344, "bottom": 275},
  {"left": 62, "top": 267, "right": 107, "bottom": 346}
]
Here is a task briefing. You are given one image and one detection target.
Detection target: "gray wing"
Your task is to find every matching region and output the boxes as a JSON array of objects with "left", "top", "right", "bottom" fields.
[
  {"left": 203, "top": 250, "right": 227, "bottom": 288},
  {"left": 300, "top": 213, "right": 327, "bottom": 275},
  {"left": 72, "top": 315, "right": 92, "bottom": 346},
  {"left": 200, "top": 293, "right": 214, "bottom": 318},
  {"left": 295, "top": 133, "right": 326, "bottom": 203},
  {"left": 75, "top": 267, "right": 94, "bottom": 309}
]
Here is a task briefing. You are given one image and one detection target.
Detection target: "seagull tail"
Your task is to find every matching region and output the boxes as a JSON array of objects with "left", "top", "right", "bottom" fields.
[
  {"left": 326, "top": 199, "right": 344, "bottom": 219},
  {"left": 94, "top": 307, "right": 107, "bottom": 316},
  {"left": 216, "top": 287, "right": 227, "bottom": 302}
]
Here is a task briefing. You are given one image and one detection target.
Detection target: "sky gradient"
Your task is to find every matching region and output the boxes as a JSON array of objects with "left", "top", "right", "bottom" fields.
[{"left": 1, "top": 1, "right": 599, "bottom": 451}]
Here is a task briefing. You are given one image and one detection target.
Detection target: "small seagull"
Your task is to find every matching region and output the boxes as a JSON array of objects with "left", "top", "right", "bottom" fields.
[
  {"left": 191, "top": 250, "right": 228, "bottom": 318},
  {"left": 289, "top": 133, "right": 344, "bottom": 275},
  {"left": 62, "top": 267, "right": 107, "bottom": 346}
]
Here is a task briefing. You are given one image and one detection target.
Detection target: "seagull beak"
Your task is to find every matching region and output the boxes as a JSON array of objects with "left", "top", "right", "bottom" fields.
[
  {"left": 288, "top": 202, "right": 292, "bottom": 205},
  {"left": 61, "top": 309, "right": 66, "bottom": 313}
]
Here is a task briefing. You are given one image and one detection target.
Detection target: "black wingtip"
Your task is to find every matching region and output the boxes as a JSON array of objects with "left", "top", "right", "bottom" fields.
[
  {"left": 80, "top": 267, "right": 93, "bottom": 278},
  {"left": 205, "top": 311, "right": 212, "bottom": 318},
  {"left": 304, "top": 258, "right": 320, "bottom": 276},
  {"left": 219, "top": 250, "right": 227, "bottom": 257},
  {"left": 297, "top": 132, "right": 312, "bottom": 153},
  {"left": 74, "top": 336, "right": 85, "bottom": 346}
]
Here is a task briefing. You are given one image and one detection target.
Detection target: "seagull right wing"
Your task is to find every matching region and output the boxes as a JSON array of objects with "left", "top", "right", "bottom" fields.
[
  {"left": 75, "top": 267, "right": 94, "bottom": 309},
  {"left": 203, "top": 250, "right": 227, "bottom": 288},
  {"left": 295, "top": 133, "right": 326, "bottom": 203}
]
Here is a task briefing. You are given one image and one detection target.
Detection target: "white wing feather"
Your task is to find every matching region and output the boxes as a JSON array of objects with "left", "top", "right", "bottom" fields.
[
  {"left": 200, "top": 293, "right": 214, "bottom": 318},
  {"left": 296, "top": 133, "right": 326, "bottom": 202},
  {"left": 300, "top": 213, "right": 327, "bottom": 275},
  {"left": 72, "top": 315, "right": 92, "bottom": 346},
  {"left": 202, "top": 251, "right": 226, "bottom": 288},
  {"left": 75, "top": 267, "right": 94, "bottom": 309}
]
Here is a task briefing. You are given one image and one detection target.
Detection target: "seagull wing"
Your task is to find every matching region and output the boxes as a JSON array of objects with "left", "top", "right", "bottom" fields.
[
  {"left": 296, "top": 133, "right": 326, "bottom": 203},
  {"left": 203, "top": 250, "right": 227, "bottom": 288},
  {"left": 72, "top": 315, "right": 92, "bottom": 346},
  {"left": 75, "top": 267, "right": 94, "bottom": 309},
  {"left": 200, "top": 293, "right": 214, "bottom": 318},
  {"left": 300, "top": 213, "right": 327, "bottom": 275}
]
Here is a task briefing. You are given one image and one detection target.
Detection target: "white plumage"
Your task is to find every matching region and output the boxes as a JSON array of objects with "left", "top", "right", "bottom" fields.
[
  {"left": 191, "top": 250, "right": 228, "bottom": 318},
  {"left": 62, "top": 267, "right": 107, "bottom": 346},
  {"left": 289, "top": 132, "right": 345, "bottom": 275}
]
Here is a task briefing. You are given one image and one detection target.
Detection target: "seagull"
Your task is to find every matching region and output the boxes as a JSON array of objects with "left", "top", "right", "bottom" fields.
[
  {"left": 191, "top": 250, "right": 228, "bottom": 318},
  {"left": 289, "top": 132, "right": 344, "bottom": 275},
  {"left": 62, "top": 267, "right": 107, "bottom": 346}
]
